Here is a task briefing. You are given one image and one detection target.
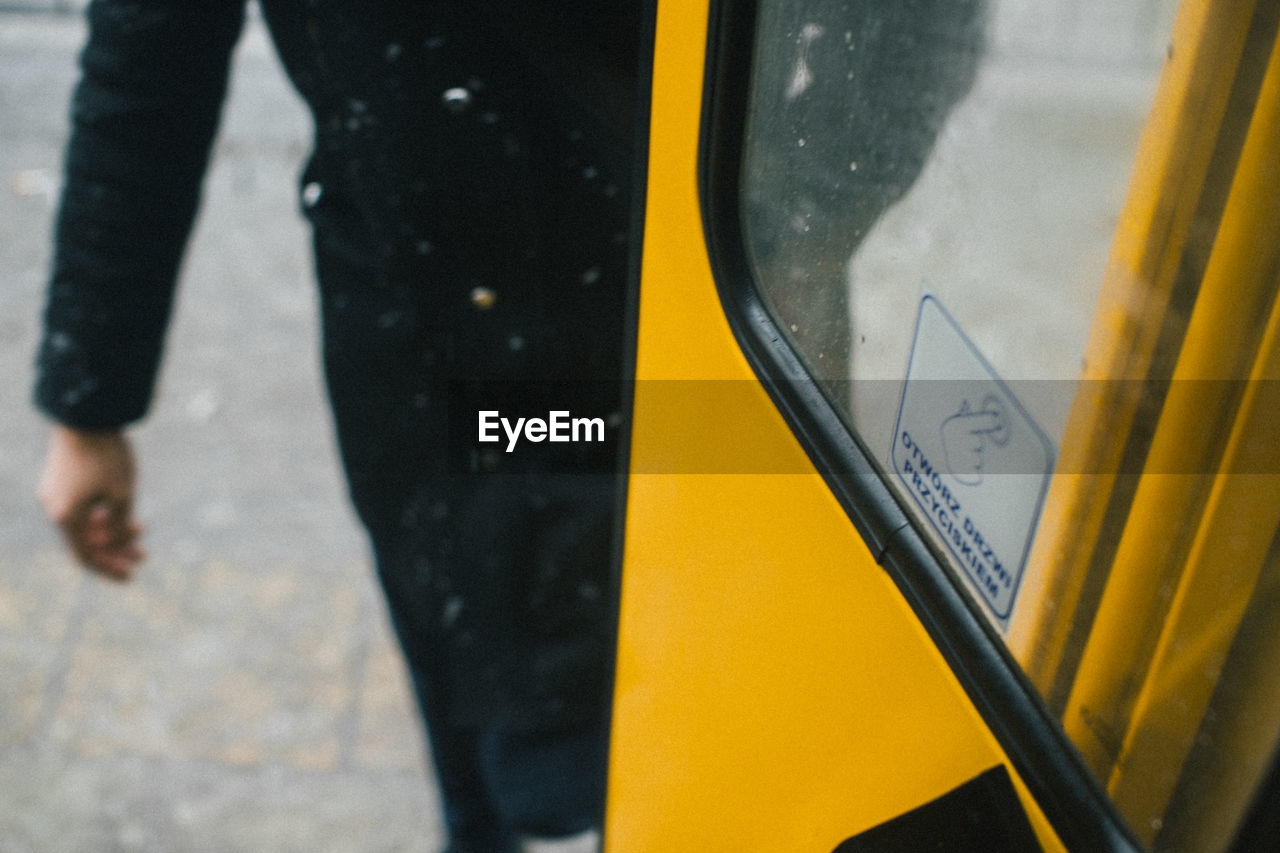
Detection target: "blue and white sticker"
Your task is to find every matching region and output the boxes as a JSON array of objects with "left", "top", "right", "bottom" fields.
[{"left": 891, "top": 296, "right": 1054, "bottom": 621}]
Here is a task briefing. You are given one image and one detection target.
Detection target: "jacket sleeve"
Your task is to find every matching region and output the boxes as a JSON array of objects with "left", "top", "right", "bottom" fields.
[{"left": 34, "top": 0, "right": 246, "bottom": 430}]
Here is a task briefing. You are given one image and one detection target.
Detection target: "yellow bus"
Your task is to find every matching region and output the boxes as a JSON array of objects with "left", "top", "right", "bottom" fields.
[{"left": 603, "top": 0, "right": 1280, "bottom": 849}]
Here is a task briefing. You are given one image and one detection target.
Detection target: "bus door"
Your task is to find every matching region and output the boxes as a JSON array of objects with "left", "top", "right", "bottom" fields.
[{"left": 607, "top": 0, "right": 1280, "bottom": 850}]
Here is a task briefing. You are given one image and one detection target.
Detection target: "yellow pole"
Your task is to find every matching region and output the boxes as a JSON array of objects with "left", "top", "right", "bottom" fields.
[
  {"left": 1060, "top": 9, "right": 1280, "bottom": 776},
  {"left": 1012, "top": 0, "right": 1260, "bottom": 707},
  {"left": 1082, "top": 31, "right": 1280, "bottom": 843}
]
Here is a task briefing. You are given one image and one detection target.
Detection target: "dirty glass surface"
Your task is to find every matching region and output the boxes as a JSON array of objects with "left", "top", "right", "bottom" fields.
[
  {"left": 738, "top": 0, "right": 1280, "bottom": 849},
  {"left": 742, "top": 0, "right": 1172, "bottom": 623}
]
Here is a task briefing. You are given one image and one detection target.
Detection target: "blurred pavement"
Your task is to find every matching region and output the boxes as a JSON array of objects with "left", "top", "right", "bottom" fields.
[{"left": 1, "top": 8, "right": 444, "bottom": 851}]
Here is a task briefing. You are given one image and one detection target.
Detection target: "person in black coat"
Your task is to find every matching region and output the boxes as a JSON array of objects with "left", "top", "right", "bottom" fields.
[{"left": 34, "top": 2, "right": 641, "bottom": 850}]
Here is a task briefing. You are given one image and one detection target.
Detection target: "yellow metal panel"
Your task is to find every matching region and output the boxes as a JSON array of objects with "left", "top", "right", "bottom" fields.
[
  {"left": 606, "top": 1, "right": 1064, "bottom": 849},
  {"left": 611, "top": 474, "right": 1011, "bottom": 849}
]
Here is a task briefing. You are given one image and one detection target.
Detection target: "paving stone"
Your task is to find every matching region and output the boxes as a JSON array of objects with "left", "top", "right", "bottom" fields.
[
  {"left": 354, "top": 614, "right": 429, "bottom": 774},
  {"left": 0, "top": 552, "right": 83, "bottom": 746}
]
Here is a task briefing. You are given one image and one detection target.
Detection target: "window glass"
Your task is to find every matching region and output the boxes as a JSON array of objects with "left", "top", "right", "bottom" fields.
[
  {"left": 739, "top": 0, "right": 1280, "bottom": 847},
  {"left": 743, "top": 0, "right": 1170, "bottom": 630},
  {"left": 743, "top": 0, "right": 1169, "bottom": 465}
]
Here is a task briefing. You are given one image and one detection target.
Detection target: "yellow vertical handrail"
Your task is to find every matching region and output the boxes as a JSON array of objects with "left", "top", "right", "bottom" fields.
[
  {"left": 1010, "top": 0, "right": 1261, "bottom": 703},
  {"left": 1067, "top": 29, "right": 1280, "bottom": 843},
  {"left": 1060, "top": 3, "right": 1279, "bottom": 778}
]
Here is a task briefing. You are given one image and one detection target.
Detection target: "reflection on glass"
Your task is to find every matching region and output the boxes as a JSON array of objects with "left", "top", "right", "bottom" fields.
[
  {"left": 744, "top": 0, "right": 1169, "bottom": 437},
  {"left": 740, "top": 0, "right": 1280, "bottom": 848}
]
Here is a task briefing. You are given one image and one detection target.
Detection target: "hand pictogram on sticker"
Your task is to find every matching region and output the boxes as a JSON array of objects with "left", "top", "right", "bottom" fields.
[{"left": 940, "top": 394, "right": 1010, "bottom": 486}]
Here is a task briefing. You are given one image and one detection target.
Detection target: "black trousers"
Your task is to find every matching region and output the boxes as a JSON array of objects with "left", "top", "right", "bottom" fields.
[{"left": 311, "top": 169, "right": 627, "bottom": 843}]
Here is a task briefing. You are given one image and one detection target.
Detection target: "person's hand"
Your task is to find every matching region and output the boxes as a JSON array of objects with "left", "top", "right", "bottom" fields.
[{"left": 37, "top": 425, "right": 145, "bottom": 581}]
